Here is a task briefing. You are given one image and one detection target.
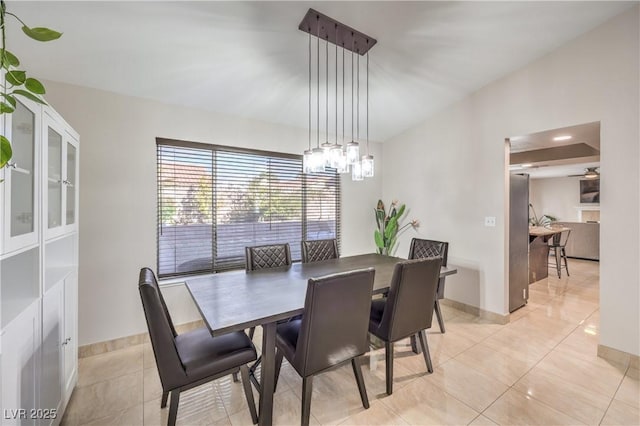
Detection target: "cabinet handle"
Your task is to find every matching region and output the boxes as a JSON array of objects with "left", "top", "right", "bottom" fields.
[
  {"left": 62, "top": 179, "right": 70, "bottom": 185},
  {"left": 5, "top": 161, "right": 17, "bottom": 169},
  {"left": 62, "top": 337, "right": 71, "bottom": 346}
]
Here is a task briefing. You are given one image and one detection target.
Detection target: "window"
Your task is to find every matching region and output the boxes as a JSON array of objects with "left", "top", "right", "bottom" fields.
[{"left": 156, "top": 138, "right": 340, "bottom": 278}]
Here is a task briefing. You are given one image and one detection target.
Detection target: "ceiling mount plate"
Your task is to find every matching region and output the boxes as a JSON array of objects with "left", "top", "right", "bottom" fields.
[{"left": 298, "top": 8, "right": 377, "bottom": 55}]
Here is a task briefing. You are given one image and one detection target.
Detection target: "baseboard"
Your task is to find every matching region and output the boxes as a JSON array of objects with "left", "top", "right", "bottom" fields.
[
  {"left": 78, "top": 320, "right": 205, "bottom": 358},
  {"left": 597, "top": 344, "right": 640, "bottom": 369},
  {"left": 440, "top": 299, "right": 510, "bottom": 325}
]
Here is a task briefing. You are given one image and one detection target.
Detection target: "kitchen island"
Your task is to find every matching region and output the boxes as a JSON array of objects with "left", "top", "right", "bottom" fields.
[{"left": 529, "top": 226, "right": 571, "bottom": 283}]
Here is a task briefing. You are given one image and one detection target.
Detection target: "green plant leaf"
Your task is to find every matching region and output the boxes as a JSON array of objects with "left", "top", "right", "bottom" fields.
[
  {"left": 0, "top": 102, "right": 15, "bottom": 113},
  {"left": 1, "top": 93, "right": 17, "bottom": 107},
  {"left": 389, "top": 207, "right": 397, "bottom": 219},
  {"left": 0, "top": 135, "right": 13, "bottom": 169},
  {"left": 0, "top": 49, "right": 20, "bottom": 68},
  {"left": 21, "top": 26, "right": 62, "bottom": 42},
  {"left": 12, "top": 89, "right": 47, "bottom": 105},
  {"left": 384, "top": 217, "right": 398, "bottom": 240},
  {"left": 374, "top": 229, "right": 384, "bottom": 249},
  {"left": 5, "top": 70, "right": 26, "bottom": 86},
  {"left": 375, "top": 208, "right": 385, "bottom": 230},
  {"left": 25, "top": 78, "right": 46, "bottom": 95},
  {"left": 376, "top": 199, "right": 385, "bottom": 212},
  {"left": 396, "top": 204, "right": 406, "bottom": 219}
]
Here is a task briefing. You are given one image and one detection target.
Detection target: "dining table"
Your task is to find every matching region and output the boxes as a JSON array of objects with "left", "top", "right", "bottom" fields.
[{"left": 185, "top": 253, "right": 458, "bottom": 426}]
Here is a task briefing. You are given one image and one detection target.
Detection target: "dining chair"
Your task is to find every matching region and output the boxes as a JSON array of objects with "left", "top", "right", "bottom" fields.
[
  {"left": 245, "top": 243, "right": 292, "bottom": 272},
  {"left": 138, "top": 268, "right": 258, "bottom": 426},
  {"left": 369, "top": 257, "right": 442, "bottom": 395},
  {"left": 245, "top": 243, "right": 293, "bottom": 339},
  {"left": 408, "top": 238, "right": 449, "bottom": 333},
  {"left": 548, "top": 229, "right": 571, "bottom": 278},
  {"left": 273, "top": 268, "right": 375, "bottom": 426},
  {"left": 300, "top": 239, "right": 338, "bottom": 263}
]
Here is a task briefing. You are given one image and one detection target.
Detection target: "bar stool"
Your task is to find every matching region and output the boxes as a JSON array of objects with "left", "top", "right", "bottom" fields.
[{"left": 548, "top": 229, "right": 571, "bottom": 278}]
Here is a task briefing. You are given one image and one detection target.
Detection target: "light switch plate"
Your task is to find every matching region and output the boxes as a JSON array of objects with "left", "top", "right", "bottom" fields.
[{"left": 484, "top": 216, "right": 496, "bottom": 227}]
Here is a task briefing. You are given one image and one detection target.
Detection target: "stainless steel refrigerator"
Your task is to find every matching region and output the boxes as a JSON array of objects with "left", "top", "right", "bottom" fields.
[{"left": 509, "top": 174, "right": 529, "bottom": 312}]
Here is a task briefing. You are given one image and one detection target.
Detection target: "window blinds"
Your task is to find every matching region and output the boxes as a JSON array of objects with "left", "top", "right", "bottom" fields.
[{"left": 157, "top": 139, "right": 341, "bottom": 278}]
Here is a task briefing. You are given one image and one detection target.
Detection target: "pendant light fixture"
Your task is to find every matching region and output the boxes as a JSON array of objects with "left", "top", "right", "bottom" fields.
[
  {"left": 310, "top": 15, "right": 325, "bottom": 173},
  {"left": 303, "top": 32, "right": 313, "bottom": 174},
  {"left": 299, "top": 9, "right": 376, "bottom": 180},
  {"left": 361, "top": 48, "right": 374, "bottom": 177}
]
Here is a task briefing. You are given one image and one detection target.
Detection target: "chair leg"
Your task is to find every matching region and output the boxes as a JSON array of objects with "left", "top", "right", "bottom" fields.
[
  {"left": 562, "top": 248, "right": 570, "bottom": 276},
  {"left": 160, "top": 390, "right": 169, "bottom": 408},
  {"left": 418, "top": 330, "right": 433, "bottom": 373},
  {"left": 410, "top": 334, "right": 421, "bottom": 354},
  {"left": 240, "top": 365, "right": 259, "bottom": 425},
  {"left": 167, "top": 389, "right": 180, "bottom": 426},
  {"left": 385, "top": 341, "right": 394, "bottom": 395},
  {"left": 351, "top": 358, "right": 370, "bottom": 409},
  {"left": 248, "top": 326, "right": 255, "bottom": 340},
  {"left": 434, "top": 299, "right": 446, "bottom": 333},
  {"left": 232, "top": 371, "right": 239, "bottom": 382},
  {"left": 301, "top": 376, "right": 314, "bottom": 426},
  {"left": 555, "top": 247, "right": 562, "bottom": 278},
  {"left": 274, "top": 349, "right": 284, "bottom": 392}
]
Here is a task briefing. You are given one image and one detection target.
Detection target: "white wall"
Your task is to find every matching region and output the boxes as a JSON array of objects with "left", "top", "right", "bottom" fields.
[
  {"left": 41, "top": 83, "right": 383, "bottom": 346},
  {"left": 529, "top": 177, "right": 587, "bottom": 222},
  {"left": 383, "top": 7, "right": 639, "bottom": 355}
]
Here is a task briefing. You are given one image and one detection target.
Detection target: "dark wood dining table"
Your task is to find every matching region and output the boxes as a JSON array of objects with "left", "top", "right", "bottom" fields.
[{"left": 185, "top": 253, "right": 457, "bottom": 426}]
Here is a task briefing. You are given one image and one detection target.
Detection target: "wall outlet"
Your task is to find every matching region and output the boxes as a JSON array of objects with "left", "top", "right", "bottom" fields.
[{"left": 484, "top": 216, "right": 496, "bottom": 227}]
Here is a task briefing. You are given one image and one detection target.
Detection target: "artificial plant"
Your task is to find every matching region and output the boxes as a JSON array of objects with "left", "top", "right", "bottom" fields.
[
  {"left": 374, "top": 199, "right": 420, "bottom": 255},
  {"left": 1, "top": 0, "right": 61, "bottom": 169}
]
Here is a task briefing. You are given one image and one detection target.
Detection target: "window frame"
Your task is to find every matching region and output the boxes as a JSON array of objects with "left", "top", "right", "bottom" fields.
[{"left": 156, "top": 137, "right": 341, "bottom": 278}]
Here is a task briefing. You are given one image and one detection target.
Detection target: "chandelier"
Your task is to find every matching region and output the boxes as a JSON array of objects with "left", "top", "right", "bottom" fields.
[{"left": 299, "top": 9, "right": 377, "bottom": 180}]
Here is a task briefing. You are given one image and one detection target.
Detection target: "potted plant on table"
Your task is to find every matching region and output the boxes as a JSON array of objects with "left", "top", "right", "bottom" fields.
[{"left": 374, "top": 199, "right": 420, "bottom": 256}]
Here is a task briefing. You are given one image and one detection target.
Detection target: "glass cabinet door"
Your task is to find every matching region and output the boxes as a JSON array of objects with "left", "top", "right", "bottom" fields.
[
  {"left": 65, "top": 141, "right": 77, "bottom": 227},
  {"left": 9, "top": 101, "right": 36, "bottom": 239},
  {"left": 47, "top": 128, "right": 63, "bottom": 230}
]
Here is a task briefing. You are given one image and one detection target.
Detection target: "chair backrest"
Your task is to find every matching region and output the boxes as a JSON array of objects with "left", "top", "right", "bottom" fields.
[
  {"left": 551, "top": 229, "right": 571, "bottom": 247},
  {"left": 376, "top": 257, "right": 442, "bottom": 342},
  {"left": 138, "top": 268, "right": 185, "bottom": 390},
  {"left": 245, "top": 243, "right": 292, "bottom": 271},
  {"left": 408, "top": 238, "right": 448, "bottom": 266},
  {"left": 301, "top": 239, "right": 338, "bottom": 263},
  {"left": 293, "top": 268, "right": 375, "bottom": 377}
]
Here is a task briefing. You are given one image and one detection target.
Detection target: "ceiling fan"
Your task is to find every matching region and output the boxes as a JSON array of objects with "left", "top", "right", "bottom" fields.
[{"left": 569, "top": 167, "right": 599, "bottom": 179}]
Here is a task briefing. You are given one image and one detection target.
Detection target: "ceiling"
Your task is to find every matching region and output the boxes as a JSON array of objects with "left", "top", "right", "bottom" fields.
[
  {"left": 6, "top": 1, "right": 634, "bottom": 142},
  {"left": 509, "top": 121, "right": 600, "bottom": 179}
]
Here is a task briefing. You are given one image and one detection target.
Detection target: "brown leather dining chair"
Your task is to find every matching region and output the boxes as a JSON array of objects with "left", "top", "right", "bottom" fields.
[
  {"left": 408, "top": 238, "right": 449, "bottom": 333},
  {"left": 273, "top": 269, "right": 375, "bottom": 426},
  {"left": 301, "top": 238, "right": 339, "bottom": 263},
  {"left": 138, "top": 268, "right": 258, "bottom": 426},
  {"left": 369, "top": 257, "right": 443, "bottom": 395},
  {"left": 245, "top": 243, "right": 293, "bottom": 340},
  {"left": 245, "top": 243, "right": 292, "bottom": 272}
]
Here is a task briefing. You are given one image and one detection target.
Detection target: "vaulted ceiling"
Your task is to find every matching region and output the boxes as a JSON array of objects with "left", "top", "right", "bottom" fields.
[{"left": 7, "top": 1, "right": 633, "bottom": 141}]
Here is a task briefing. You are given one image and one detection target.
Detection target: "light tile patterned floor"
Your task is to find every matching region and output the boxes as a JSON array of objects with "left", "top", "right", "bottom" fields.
[{"left": 62, "top": 259, "right": 640, "bottom": 425}]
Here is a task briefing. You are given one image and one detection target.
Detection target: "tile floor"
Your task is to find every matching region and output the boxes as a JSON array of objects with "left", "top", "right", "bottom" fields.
[{"left": 62, "top": 259, "right": 640, "bottom": 425}]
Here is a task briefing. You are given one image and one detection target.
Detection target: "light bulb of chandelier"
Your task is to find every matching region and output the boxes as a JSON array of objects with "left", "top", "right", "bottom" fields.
[
  {"left": 351, "top": 160, "right": 364, "bottom": 181},
  {"left": 321, "top": 141, "right": 335, "bottom": 167},
  {"left": 346, "top": 141, "right": 360, "bottom": 165},
  {"left": 335, "top": 150, "right": 349, "bottom": 173},
  {"left": 329, "top": 144, "right": 344, "bottom": 168},
  {"left": 310, "top": 147, "right": 326, "bottom": 173},
  {"left": 361, "top": 155, "right": 374, "bottom": 178},
  {"left": 303, "top": 149, "right": 314, "bottom": 174}
]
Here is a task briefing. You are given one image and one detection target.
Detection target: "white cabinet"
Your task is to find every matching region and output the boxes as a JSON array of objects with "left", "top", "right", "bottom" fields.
[
  {"left": 43, "top": 110, "right": 79, "bottom": 240},
  {"left": 0, "top": 300, "right": 40, "bottom": 426},
  {"left": 41, "top": 273, "right": 77, "bottom": 423},
  {"left": 1, "top": 100, "right": 78, "bottom": 425},
  {"left": 2, "top": 98, "right": 41, "bottom": 255}
]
